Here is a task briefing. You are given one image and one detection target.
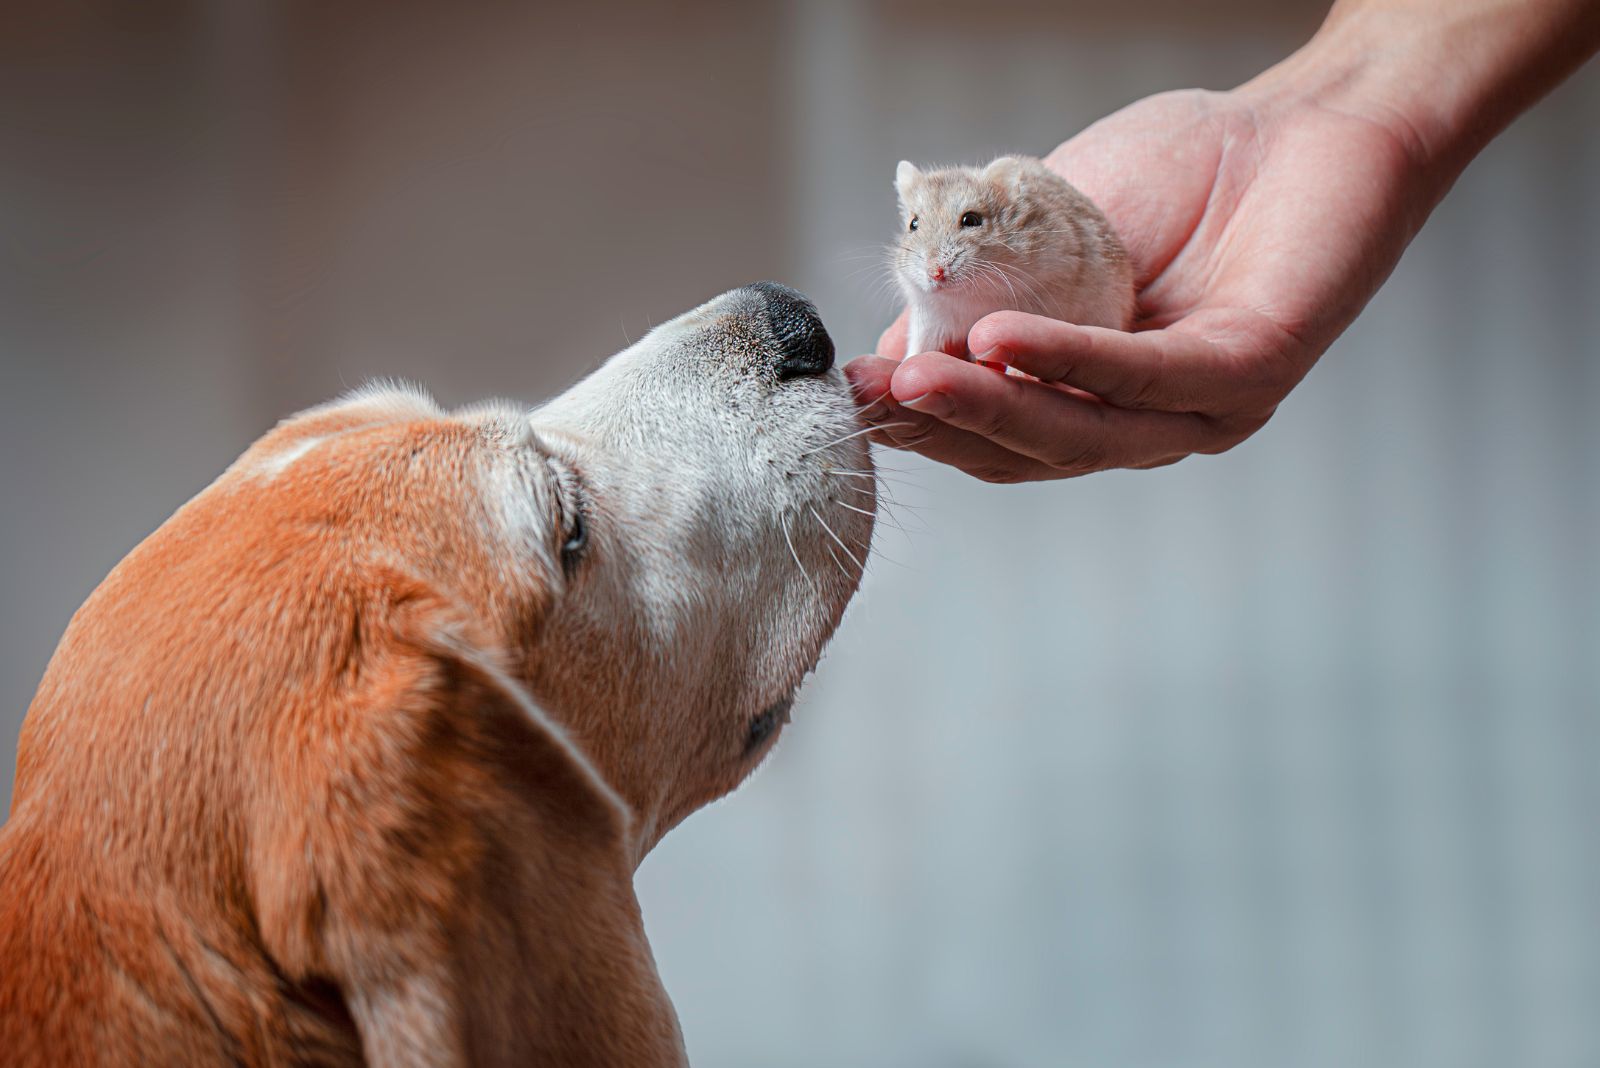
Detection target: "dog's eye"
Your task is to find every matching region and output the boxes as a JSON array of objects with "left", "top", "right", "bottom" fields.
[
  {"left": 559, "top": 502, "right": 588, "bottom": 579},
  {"left": 550, "top": 462, "right": 590, "bottom": 579},
  {"left": 960, "top": 211, "right": 982, "bottom": 227},
  {"left": 908, "top": 215, "right": 919, "bottom": 232},
  {"left": 563, "top": 510, "right": 587, "bottom": 557}
]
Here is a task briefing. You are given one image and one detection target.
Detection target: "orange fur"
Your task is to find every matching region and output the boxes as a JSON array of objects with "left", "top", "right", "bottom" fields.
[{"left": 1, "top": 396, "right": 685, "bottom": 1066}]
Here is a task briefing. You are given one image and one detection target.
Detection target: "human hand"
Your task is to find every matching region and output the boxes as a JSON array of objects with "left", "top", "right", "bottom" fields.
[
  {"left": 846, "top": 84, "right": 1431, "bottom": 481},
  {"left": 846, "top": 0, "right": 1600, "bottom": 482}
]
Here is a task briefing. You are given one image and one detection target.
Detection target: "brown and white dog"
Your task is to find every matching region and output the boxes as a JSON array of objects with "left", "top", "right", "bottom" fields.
[{"left": 0, "top": 283, "right": 873, "bottom": 1066}]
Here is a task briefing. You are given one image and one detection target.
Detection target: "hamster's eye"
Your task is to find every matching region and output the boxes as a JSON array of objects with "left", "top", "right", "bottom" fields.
[
  {"left": 960, "top": 211, "right": 983, "bottom": 227},
  {"left": 908, "top": 215, "right": 919, "bottom": 232}
]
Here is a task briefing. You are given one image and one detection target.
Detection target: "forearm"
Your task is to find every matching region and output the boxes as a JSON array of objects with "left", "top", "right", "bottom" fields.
[{"left": 1243, "top": 0, "right": 1600, "bottom": 207}]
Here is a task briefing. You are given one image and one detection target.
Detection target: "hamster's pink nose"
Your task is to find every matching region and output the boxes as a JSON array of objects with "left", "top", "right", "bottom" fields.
[{"left": 927, "top": 265, "right": 946, "bottom": 282}]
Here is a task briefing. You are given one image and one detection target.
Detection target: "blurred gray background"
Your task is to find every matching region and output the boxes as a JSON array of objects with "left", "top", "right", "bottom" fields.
[{"left": 3, "top": 2, "right": 1597, "bottom": 1066}]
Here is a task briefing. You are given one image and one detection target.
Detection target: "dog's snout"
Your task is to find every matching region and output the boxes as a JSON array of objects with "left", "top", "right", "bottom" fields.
[{"left": 747, "top": 281, "right": 834, "bottom": 380}]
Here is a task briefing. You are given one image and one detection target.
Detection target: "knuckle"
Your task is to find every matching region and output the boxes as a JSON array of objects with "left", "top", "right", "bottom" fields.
[
  {"left": 966, "top": 405, "right": 1011, "bottom": 441},
  {"left": 1121, "top": 378, "right": 1165, "bottom": 410},
  {"left": 1193, "top": 436, "right": 1237, "bottom": 457},
  {"left": 966, "top": 461, "right": 1029, "bottom": 484},
  {"left": 1042, "top": 407, "right": 1111, "bottom": 473},
  {"left": 884, "top": 419, "right": 942, "bottom": 449},
  {"left": 1044, "top": 439, "right": 1107, "bottom": 475},
  {"left": 869, "top": 430, "right": 908, "bottom": 451},
  {"left": 1239, "top": 348, "right": 1304, "bottom": 407},
  {"left": 1195, "top": 412, "right": 1269, "bottom": 455}
]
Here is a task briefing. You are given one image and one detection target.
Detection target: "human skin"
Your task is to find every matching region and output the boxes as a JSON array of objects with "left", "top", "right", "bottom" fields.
[{"left": 846, "top": 0, "right": 1600, "bottom": 483}]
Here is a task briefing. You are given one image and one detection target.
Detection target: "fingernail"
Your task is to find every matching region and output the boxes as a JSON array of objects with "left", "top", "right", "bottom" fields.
[
  {"left": 972, "top": 345, "right": 1013, "bottom": 365},
  {"left": 899, "top": 391, "right": 950, "bottom": 418}
]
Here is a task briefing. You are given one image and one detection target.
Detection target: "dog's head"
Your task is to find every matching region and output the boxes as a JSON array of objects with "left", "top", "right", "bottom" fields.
[
  {"left": 233, "top": 281, "right": 871, "bottom": 856},
  {"left": 524, "top": 282, "right": 873, "bottom": 850},
  {"left": 4, "top": 282, "right": 872, "bottom": 1063}
]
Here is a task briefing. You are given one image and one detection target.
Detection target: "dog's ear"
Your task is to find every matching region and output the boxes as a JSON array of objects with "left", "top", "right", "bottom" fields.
[{"left": 251, "top": 618, "right": 685, "bottom": 1067}]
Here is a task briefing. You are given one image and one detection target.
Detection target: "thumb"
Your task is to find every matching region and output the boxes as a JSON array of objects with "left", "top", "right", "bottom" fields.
[{"left": 876, "top": 313, "right": 909, "bottom": 361}]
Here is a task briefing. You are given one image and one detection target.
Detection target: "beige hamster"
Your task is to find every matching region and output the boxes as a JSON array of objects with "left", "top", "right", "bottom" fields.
[{"left": 893, "top": 155, "right": 1135, "bottom": 358}]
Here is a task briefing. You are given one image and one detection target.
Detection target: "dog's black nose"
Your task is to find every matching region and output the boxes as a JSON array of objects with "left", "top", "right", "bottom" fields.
[{"left": 747, "top": 281, "right": 834, "bottom": 380}]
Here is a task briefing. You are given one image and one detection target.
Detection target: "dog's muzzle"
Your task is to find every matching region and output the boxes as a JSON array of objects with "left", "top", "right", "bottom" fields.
[{"left": 747, "top": 281, "right": 835, "bottom": 381}]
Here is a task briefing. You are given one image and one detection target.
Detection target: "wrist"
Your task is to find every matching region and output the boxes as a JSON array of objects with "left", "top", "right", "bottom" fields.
[{"left": 1239, "top": 1, "right": 1600, "bottom": 196}]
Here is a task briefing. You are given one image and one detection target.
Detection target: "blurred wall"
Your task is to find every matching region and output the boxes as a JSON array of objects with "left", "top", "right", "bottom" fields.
[{"left": 3, "top": 3, "right": 1597, "bottom": 1067}]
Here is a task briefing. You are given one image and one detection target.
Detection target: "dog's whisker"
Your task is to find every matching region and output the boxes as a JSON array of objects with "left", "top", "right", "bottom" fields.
[
  {"left": 841, "top": 485, "right": 888, "bottom": 507},
  {"left": 832, "top": 499, "right": 879, "bottom": 520},
  {"left": 825, "top": 470, "right": 913, "bottom": 496},
  {"left": 809, "top": 505, "right": 865, "bottom": 575},
  {"left": 797, "top": 423, "right": 911, "bottom": 457},
  {"left": 847, "top": 529, "right": 913, "bottom": 571},
  {"left": 884, "top": 511, "right": 930, "bottom": 537},
  {"left": 822, "top": 471, "right": 914, "bottom": 511},
  {"left": 821, "top": 539, "right": 847, "bottom": 578},
  {"left": 872, "top": 494, "right": 928, "bottom": 533},
  {"left": 781, "top": 513, "right": 811, "bottom": 586},
  {"left": 828, "top": 497, "right": 925, "bottom": 539},
  {"left": 829, "top": 479, "right": 915, "bottom": 519},
  {"left": 835, "top": 503, "right": 907, "bottom": 538},
  {"left": 831, "top": 473, "right": 920, "bottom": 495},
  {"left": 828, "top": 461, "right": 918, "bottom": 481}
]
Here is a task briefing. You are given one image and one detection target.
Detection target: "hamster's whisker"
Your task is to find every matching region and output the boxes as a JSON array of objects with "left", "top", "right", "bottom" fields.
[
  {"left": 995, "top": 257, "right": 1047, "bottom": 285},
  {"left": 973, "top": 261, "right": 1022, "bottom": 306},
  {"left": 846, "top": 270, "right": 904, "bottom": 307},
  {"left": 982, "top": 259, "right": 1047, "bottom": 305},
  {"left": 836, "top": 243, "right": 900, "bottom": 262},
  {"left": 993, "top": 261, "right": 1050, "bottom": 304},
  {"left": 863, "top": 275, "right": 904, "bottom": 312},
  {"left": 987, "top": 263, "right": 1023, "bottom": 303}
]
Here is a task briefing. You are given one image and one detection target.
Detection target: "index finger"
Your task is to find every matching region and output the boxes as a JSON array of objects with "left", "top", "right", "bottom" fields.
[
  {"left": 968, "top": 311, "right": 1280, "bottom": 414},
  {"left": 889, "top": 351, "right": 1215, "bottom": 475}
]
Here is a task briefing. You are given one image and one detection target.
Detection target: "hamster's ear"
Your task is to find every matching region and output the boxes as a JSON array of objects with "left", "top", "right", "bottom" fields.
[
  {"left": 983, "top": 155, "right": 1026, "bottom": 183},
  {"left": 895, "top": 159, "right": 921, "bottom": 194}
]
